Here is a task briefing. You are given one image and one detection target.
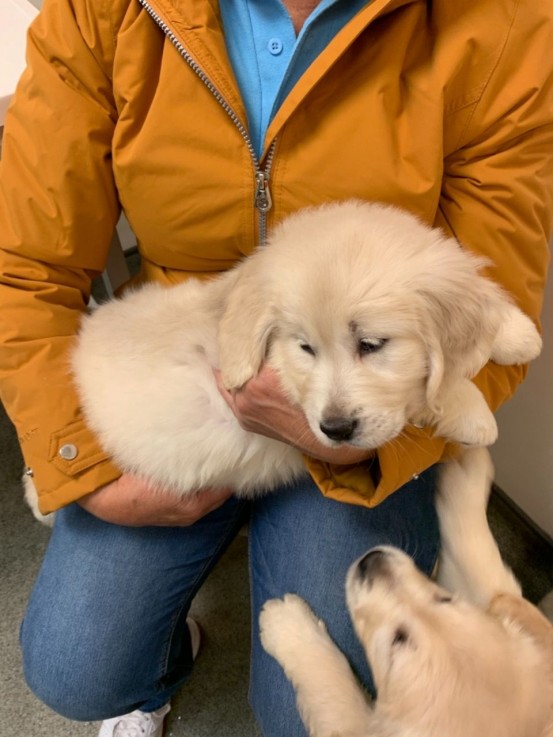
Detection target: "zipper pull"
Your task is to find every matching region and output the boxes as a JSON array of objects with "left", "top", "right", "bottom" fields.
[{"left": 254, "top": 170, "right": 272, "bottom": 214}]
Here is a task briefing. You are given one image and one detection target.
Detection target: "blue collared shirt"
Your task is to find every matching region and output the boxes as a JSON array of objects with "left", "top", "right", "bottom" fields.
[{"left": 218, "top": 0, "right": 370, "bottom": 157}]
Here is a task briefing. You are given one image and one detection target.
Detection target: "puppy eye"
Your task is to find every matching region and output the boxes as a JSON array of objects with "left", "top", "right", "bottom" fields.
[
  {"left": 392, "top": 627, "right": 409, "bottom": 646},
  {"left": 435, "top": 594, "right": 453, "bottom": 604},
  {"left": 300, "top": 343, "right": 316, "bottom": 356},
  {"left": 359, "top": 338, "right": 388, "bottom": 355}
]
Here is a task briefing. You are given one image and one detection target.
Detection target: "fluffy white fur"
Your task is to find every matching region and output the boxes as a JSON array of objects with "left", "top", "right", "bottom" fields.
[
  {"left": 260, "top": 447, "right": 553, "bottom": 737},
  {"left": 435, "top": 446, "right": 522, "bottom": 606},
  {"left": 25, "top": 201, "right": 541, "bottom": 516}
]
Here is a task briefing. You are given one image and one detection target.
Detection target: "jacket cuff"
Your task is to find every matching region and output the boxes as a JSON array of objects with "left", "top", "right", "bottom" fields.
[{"left": 22, "top": 418, "right": 122, "bottom": 514}]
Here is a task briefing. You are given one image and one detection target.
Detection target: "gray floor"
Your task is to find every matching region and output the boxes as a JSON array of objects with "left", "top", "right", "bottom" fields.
[{"left": 1, "top": 264, "right": 552, "bottom": 736}]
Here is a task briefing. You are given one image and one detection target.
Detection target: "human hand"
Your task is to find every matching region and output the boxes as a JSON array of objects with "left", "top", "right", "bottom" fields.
[
  {"left": 77, "top": 473, "right": 233, "bottom": 526},
  {"left": 215, "top": 364, "right": 372, "bottom": 465}
]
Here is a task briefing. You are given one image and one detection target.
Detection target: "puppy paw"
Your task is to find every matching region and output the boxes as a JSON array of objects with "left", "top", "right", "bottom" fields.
[
  {"left": 446, "top": 414, "right": 498, "bottom": 447},
  {"left": 435, "top": 410, "right": 498, "bottom": 446},
  {"left": 434, "top": 381, "right": 498, "bottom": 446},
  {"left": 492, "top": 306, "right": 542, "bottom": 365},
  {"left": 260, "top": 595, "right": 328, "bottom": 664}
]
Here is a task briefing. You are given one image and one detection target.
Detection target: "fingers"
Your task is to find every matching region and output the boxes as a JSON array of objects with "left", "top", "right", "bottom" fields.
[{"left": 215, "top": 365, "right": 372, "bottom": 463}]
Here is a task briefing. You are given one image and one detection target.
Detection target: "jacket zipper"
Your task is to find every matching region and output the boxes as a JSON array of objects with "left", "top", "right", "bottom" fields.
[{"left": 138, "top": 0, "right": 276, "bottom": 246}]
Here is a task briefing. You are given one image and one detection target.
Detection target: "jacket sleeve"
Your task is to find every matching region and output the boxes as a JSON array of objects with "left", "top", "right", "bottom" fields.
[
  {"left": 379, "top": 0, "right": 553, "bottom": 500},
  {"left": 436, "top": 1, "right": 553, "bottom": 412},
  {"left": 0, "top": 0, "right": 123, "bottom": 513},
  {"left": 309, "top": 2, "right": 553, "bottom": 507}
]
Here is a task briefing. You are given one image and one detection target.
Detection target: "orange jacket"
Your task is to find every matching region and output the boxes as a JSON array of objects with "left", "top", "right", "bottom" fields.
[{"left": 1, "top": 0, "right": 552, "bottom": 514}]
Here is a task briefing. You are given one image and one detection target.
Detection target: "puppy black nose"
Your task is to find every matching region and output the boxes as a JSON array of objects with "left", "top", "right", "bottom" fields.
[
  {"left": 319, "top": 417, "right": 358, "bottom": 442},
  {"left": 356, "top": 548, "right": 391, "bottom": 582}
]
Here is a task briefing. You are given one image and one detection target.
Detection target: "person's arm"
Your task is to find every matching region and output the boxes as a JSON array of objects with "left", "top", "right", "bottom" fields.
[
  {"left": 78, "top": 475, "right": 233, "bottom": 526},
  {"left": 0, "top": 0, "right": 231, "bottom": 525},
  {"left": 435, "top": 2, "right": 553, "bottom": 412},
  {"left": 0, "top": 0, "right": 125, "bottom": 517},
  {"left": 0, "top": 0, "right": 123, "bottom": 515}
]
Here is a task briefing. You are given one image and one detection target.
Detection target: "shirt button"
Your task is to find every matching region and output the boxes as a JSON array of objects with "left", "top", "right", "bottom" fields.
[
  {"left": 267, "top": 38, "right": 283, "bottom": 55},
  {"left": 59, "top": 443, "right": 78, "bottom": 461}
]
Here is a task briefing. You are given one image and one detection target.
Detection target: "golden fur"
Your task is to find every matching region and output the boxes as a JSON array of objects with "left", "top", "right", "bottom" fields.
[{"left": 260, "top": 448, "right": 553, "bottom": 737}]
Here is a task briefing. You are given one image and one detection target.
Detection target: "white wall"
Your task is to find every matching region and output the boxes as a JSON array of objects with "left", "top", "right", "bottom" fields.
[{"left": 492, "top": 256, "right": 553, "bottom": 539}]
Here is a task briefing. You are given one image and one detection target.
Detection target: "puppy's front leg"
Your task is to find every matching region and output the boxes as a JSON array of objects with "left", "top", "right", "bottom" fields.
[
  {"left": 436, "top": 447, "right": 521, "bottom": 607},
  {"left": 432, "top": 378, "right": 498, "bottom": 446},
  {"left": 260, "top": 595, "right": 372, "bottom": 737}
]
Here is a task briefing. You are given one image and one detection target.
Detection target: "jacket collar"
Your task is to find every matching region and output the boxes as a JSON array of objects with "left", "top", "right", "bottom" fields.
[
  {"left": 139, "top": 0, "right": 422, "bottom": 158},
  {"left": 265, "top": 0, "right": 423, "bottom": 155}
]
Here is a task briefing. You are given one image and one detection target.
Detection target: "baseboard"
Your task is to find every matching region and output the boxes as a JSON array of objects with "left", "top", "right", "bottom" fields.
[{"left": 492, "top": 484, "right": 553, "bottom": 548}]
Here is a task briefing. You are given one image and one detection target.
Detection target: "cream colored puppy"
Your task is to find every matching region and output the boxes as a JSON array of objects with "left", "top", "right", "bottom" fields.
[
  {"left": 260, "top": 448, "right": 553, "bottom": 737},
  {"left": 25, "top": 202, "right": 540, "bottom": 516}
]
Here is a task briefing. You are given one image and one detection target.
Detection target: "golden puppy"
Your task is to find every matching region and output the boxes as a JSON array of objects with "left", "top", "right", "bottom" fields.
[
  {"left": 260, "top": 551, "right": 553, "bottom": 737},
  {"left": 25, "top": 202, "right": 540, "bottom": 519},
  {"left": 260, "top": 448, "right": 553, "bottom": 737}
]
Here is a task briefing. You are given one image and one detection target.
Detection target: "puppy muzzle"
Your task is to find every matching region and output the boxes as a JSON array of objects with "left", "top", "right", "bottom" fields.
[{"left": 354, "top": 546, "right": 394, "bottom": 585}]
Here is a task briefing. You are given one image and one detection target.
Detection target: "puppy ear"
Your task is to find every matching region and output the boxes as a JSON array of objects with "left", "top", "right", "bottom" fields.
[
  {"left": 417, "top": 259, "right": 542, "bottom": 446},
  {"left": 488, "top": 593, "right": 553, "bottom": 645},
  {"left": 417, "top": 248, "right": 525, "bottom": 404},
  {"left": 423, "top": 331, "right": 446, "bottom": 411},
  {"left": 423, "top": 279, "right": 542, "bottom": 399},
  {"left": 420, "top": 329, "right": 499, "bottom": 445},
  {"left": 420, "top": 284, "right": 496, "bottom": 412},
  {"left": 217, "top": 260, "right": 278, "bottom": 390}
]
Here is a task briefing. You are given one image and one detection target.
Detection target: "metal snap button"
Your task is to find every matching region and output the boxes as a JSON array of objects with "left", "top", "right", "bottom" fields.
[{"left": 59, "top": 443, "right": 78, "bottom": 461}]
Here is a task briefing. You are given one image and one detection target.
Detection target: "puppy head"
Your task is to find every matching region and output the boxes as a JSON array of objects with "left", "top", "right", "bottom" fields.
[
  {"left": 346, "top": 546, "right": 552, "bottom": 736},
  {"left": 218, "top": 201, "right": 538, "bottom": 449}
]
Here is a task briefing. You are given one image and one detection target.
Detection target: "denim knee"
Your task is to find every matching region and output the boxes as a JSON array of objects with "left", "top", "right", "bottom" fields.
[
  {"left": 248, "top": 468, "right": 439, "bottom": 736},
  {"left": 19, "top": 499, "right": 247, "bottom": 721},
  {"left": 20, "top": 615, "right": 120, "bottom": 721},
  {"left": 21, "top": 610, "right": 195, "bottom": 721}
]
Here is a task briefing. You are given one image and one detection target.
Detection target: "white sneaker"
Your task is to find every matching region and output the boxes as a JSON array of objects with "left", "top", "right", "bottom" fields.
[
  {"left": 98, "top": 703, "right": 170, "bottom": 737},
  {"left": 187, "top": 616, "right": 202, "bottom": 660},
  {"left": 97, "top": 618, "right": 201, "bottom": 736}
]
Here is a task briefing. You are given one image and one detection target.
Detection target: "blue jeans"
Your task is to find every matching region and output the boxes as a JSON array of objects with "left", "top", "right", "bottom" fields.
[{"left": 20, "top": 468, "right": 439, "bottom": 736}]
